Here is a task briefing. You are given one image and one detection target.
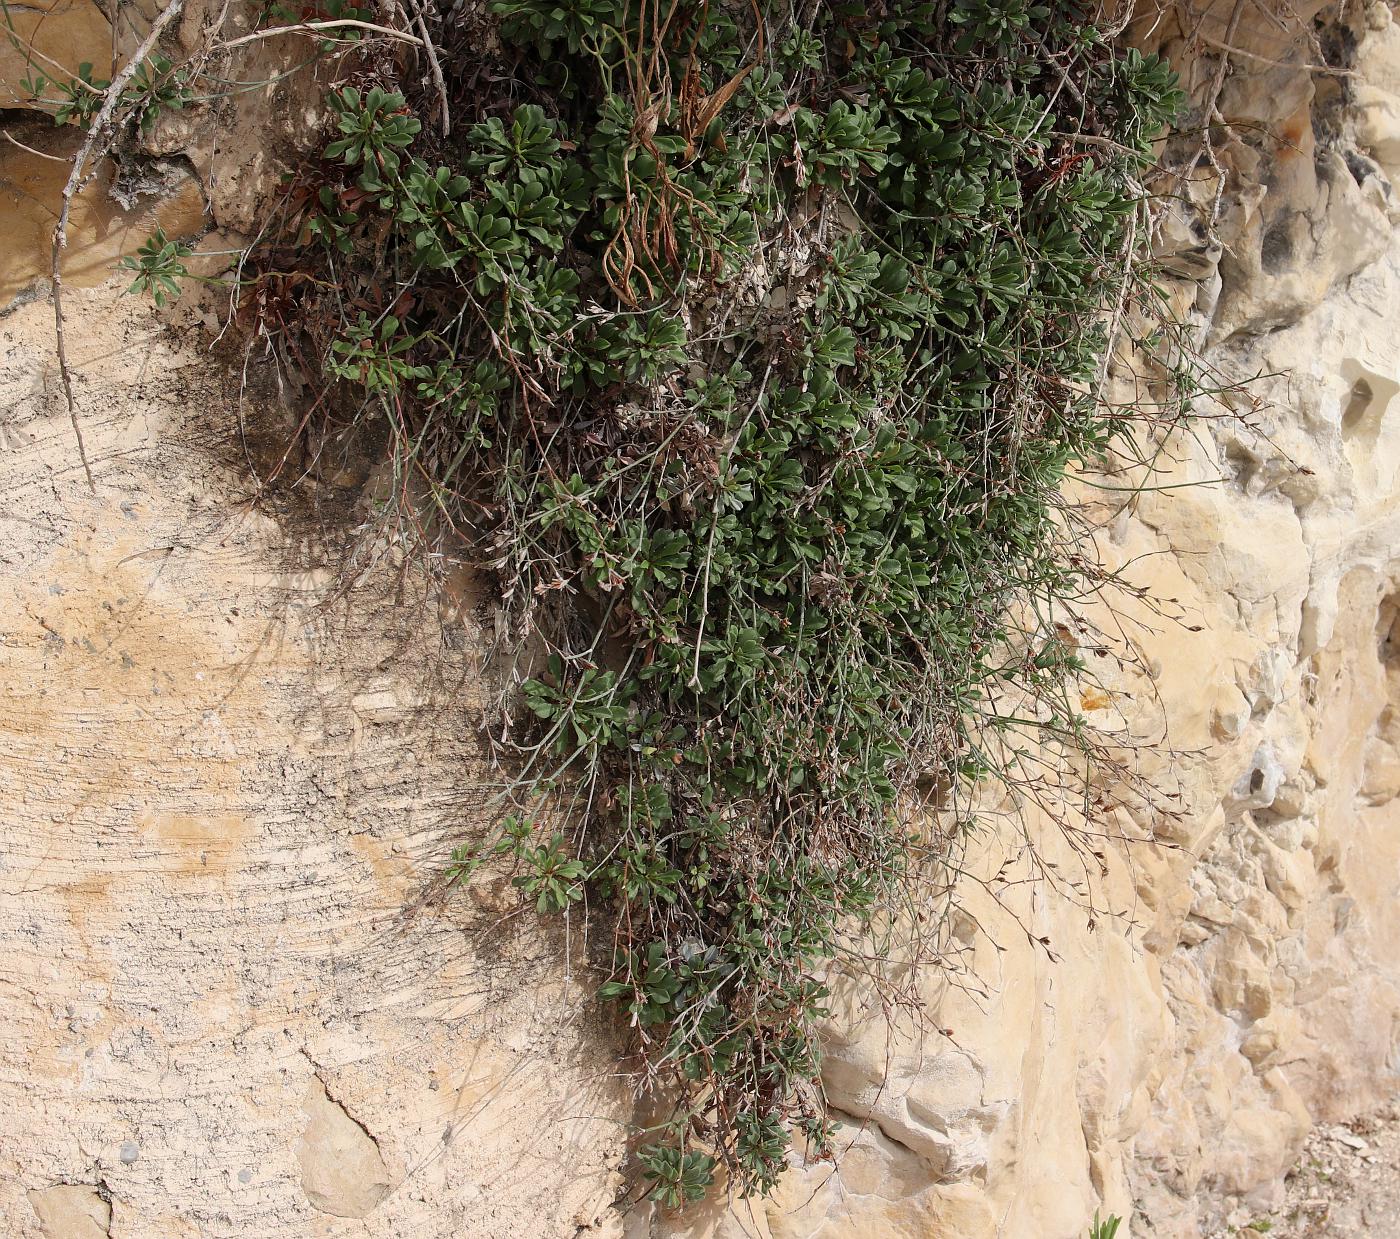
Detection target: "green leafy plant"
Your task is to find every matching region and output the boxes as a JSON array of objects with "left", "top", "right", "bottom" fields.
[
  {"left": 324, "top": 86, "right": 422, "bottom": 187},
  {"left": 236, "top": 0, "right": 1188, "bottom": 1206},
  {"left": 123, "top": 53, "right": 192, "bottom": 133},
  {"left": 20, "top": 62, "right": 110, "bottom": 127},
  {"left": 20, "top": 45, "right": 196, "bottom": 136},
  {"left": 1088, "top": 1212, "right": 1122, "bottom": 1239},
  {"left": 493, "top": 0, "right": 625, "bottom": 54},
  {"left": 465, "top": 102, "right": 561, "bottom": 174},
  {"left": 117, "top": 228, "right": 193, "bottom": 307},
  {"left": 637, "top": 1143, "right": 717, "bottom": 1209},
  {"left": 325, "top": 313, "right": 430, "bottom": 393},
  {"left": 950, "top": 0, "right": 1049, "bottom": 53},
  {"left": 512, "top": 832, "right": 587, "bottom": 912}
]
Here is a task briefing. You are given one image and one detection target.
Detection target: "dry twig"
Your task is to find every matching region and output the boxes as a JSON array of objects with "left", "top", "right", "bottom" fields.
[
  {"left": 2, "top": 129, "right": 67, "bottom": 160},
  {"left": 215, "top": 18, "right": 424, "bottom": 53},
  {"left": 405, "top": 0, "right": 450, "bottom": 137},
  {"left": 51, "top": 0, "right": 185, "bottom": 490}
]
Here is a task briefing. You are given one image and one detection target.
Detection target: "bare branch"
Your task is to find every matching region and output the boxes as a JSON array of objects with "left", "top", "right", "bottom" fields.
[
  {"left": 51, "top": 0, "right": 186, "bottom": 491},
  {"left": 405, "top": 0, "right": 450, "bottom": 138},
  {"left": 214, "top": 18, "right": 425, "bottom": 53}
]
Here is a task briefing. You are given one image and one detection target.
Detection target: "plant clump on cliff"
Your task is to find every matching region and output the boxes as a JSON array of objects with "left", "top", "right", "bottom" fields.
[{"left": 131, "top": 0, "right": 1182, "bottom": 1206}]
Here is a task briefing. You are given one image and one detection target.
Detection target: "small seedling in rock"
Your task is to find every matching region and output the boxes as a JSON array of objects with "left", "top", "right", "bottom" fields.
[
  {"left": 1088, "top": 1212, "right": 1122, "bottom": 1239},
  {"left": 117, "top": 228, "right": 193, "bottom": 307}
]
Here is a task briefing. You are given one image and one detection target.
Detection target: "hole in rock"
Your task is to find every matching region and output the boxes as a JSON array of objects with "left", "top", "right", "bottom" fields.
[
  {"left": 1338, "top": 359, "right": 1399, "bottom": 441},
  {"left": 1344, "top": 379, "right": 1376, "bottom": 433},
  {"left": 1377, "top": 597, "right": 1400, "bottom": 668},
  {"left": 1223, "top": 440, "right": 1257, "bottom": 490},
  {"left": 1260, "top": 220, "right": 1295, "bottom": 274}
]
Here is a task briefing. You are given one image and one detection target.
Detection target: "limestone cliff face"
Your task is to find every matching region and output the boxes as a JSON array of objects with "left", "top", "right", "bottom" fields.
[
  {"left": 6, "top": 3, "right": 1400, "bottom": 1237},
  {"left": 0, "top": 290, "right": 629, "bottom": 1236}
]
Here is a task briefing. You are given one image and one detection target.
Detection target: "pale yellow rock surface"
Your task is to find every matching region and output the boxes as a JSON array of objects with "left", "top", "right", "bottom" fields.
[
  {"left": 295, "top": 1076, "right": 391, "bottom": 1218},
  {"left": 27, "top": 1183, "right": 112, "bottom": 1238},
  {"left": 8, "top": 2, "right": 1400, "bottom": 1238},
  {"left": 0, "top": 288, "right": 627, "bottom": 1237}
]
